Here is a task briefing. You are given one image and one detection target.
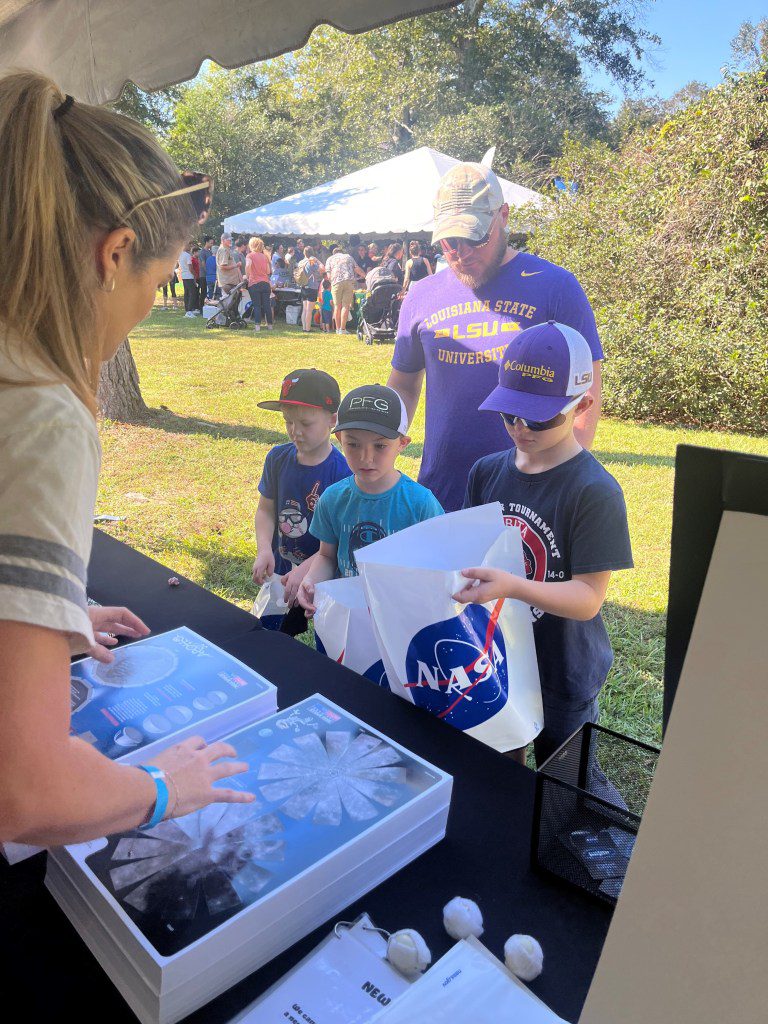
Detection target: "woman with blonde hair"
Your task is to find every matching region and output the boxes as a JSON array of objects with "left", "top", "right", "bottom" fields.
[
  {"left": 0, "top": 71, "right": 254, "bottom": 847},
  {"left": 246, "top": 236, "right": 273, "bottom": 330}
]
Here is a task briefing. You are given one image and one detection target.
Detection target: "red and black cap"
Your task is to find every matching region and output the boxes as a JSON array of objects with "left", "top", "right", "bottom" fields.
[{"left": 257, "top": 368, "right": 341, "bottom": 412}]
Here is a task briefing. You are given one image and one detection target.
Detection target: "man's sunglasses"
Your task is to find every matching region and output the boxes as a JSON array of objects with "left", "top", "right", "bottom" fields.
[
  {"left": 501, "top": 411, "right": 566, "bottom": 432},
  {"left": 439, "top": 210, "right": 500, "bottom": 256},
  {"left": 120, "top": 171, "right": 214, "bottom": 225}
]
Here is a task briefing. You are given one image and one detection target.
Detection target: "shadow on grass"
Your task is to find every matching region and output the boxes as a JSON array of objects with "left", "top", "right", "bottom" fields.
[
  {"left": 142, "top": 407, "right": 286, "bottom": 445},
  {"left": 593, "top": 449, "right": 676, "bottom": 470}
]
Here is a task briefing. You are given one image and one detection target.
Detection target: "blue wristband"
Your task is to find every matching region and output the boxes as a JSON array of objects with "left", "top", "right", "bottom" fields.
[{"left": 137, "top": 765, "right": 169, "bottom": 830}]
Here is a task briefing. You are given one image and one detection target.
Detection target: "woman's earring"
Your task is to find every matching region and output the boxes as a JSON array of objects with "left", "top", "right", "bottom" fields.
[{"left": 101, "top": 278, "right": 116, "bottom": 293}]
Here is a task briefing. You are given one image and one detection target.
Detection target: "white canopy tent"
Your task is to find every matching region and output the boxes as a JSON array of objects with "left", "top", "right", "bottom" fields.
[
  {"left": 224, "top": 146, "right": 547, "bottom": 239},
  {"left": 0, "top": 0, "right": 456, "bottom": 103}
]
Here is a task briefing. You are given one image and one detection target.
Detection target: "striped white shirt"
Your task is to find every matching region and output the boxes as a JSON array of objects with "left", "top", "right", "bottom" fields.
[{"left": 0, "top": 328, "right": 99, "bottom": 654}]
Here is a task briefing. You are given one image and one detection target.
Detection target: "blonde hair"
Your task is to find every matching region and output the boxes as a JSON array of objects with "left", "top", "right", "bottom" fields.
[
  {"left": 0, "top": 71, "right": 199, "bottom": 414},
  {"left": 248, "top": 237, "right": 265, "bottom": 252}
]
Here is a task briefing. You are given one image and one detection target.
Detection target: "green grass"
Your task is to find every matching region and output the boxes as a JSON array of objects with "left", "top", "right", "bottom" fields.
[{"left": 97, "top": 307, "right": 768, "bottom": 746}]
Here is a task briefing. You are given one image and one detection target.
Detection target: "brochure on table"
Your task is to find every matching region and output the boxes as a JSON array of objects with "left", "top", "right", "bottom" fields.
[
  {"left": 69, "top": 626, "right": 277, "bottom": 763},
  {"left": 372, "top": 936, "right": 566, "bottom": 1023},
  {"left": 48, "top": 694, "right": 453, "bottom": 1019},
  {"left": 2, "top": 627, "right": 277, "bottom": 866},
  {"left": 233, "top": 914, "right": 412, "bottom": 1023}
]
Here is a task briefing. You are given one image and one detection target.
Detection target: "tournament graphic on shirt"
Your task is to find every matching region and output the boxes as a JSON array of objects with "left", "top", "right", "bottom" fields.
[{"left": 503, "top": 510, "right": 561, "bottom": 622}]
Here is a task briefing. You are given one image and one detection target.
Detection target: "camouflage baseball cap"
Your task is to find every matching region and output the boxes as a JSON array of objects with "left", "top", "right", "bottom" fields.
[{"left": 432, "top": 163, "right": 505, "bottom": 245}]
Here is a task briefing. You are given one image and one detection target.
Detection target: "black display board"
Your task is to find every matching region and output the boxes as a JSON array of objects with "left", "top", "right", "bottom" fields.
[{"left": 664, "top": 445, "right": 768, "bottom": 730}]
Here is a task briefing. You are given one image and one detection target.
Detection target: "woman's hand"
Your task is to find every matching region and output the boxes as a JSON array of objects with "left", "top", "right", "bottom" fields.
[
  {"left": 252, "top": 550, "right": 275, "bottom": 585},
  {"left": 148, "top": 736, "right": 255, "bottom": 818},
  {"left": 87, "top": 605, "right": 150, "bottom": 664},
  {"left": 452, "top": 567, "right": 516, "bottom": 605}
]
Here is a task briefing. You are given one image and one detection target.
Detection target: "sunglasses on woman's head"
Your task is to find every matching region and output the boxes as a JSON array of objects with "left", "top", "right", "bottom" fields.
[
  {"left": 119, "top": 171, "right": 214, "bottom": 225},
  {"left": 501, "top": 411, "right": 566, "bottom": 432}
]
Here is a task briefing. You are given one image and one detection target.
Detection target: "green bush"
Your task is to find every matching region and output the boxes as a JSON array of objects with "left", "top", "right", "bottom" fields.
[{"left": 528, "top": 68, "right": 768, "bottom": 433}]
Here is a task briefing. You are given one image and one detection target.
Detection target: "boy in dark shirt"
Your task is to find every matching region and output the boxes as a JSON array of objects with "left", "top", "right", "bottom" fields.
[
  {"left": 455, "top": 321, "right": 633, "bottom": 765},
  {"left": 253, "top": 369, "right": 352, "bottom": 635}
]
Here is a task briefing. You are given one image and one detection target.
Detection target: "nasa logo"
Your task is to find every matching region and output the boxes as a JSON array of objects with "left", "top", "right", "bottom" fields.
[
  {"left": 403, "top": 603, "right": 508, "bottom": 729},
  {"left": 363, "top": 659, "right": 390, "bottom": 689}
]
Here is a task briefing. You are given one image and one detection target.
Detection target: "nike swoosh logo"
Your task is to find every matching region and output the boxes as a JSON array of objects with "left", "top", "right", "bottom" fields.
[{"left": 521, "top": 271, "right": 543, "bottom": 277}]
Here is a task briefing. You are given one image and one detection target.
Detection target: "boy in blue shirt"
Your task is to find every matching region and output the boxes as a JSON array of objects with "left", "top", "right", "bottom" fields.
[
  {"left": 253, "top": 368, "right": 352, "bottom": 635},
  {"left": 454, "top": 321, "right": 633, "bottom": 766},
  {"left": 298, "top": 384, "right": 443, "bottom": 613}
]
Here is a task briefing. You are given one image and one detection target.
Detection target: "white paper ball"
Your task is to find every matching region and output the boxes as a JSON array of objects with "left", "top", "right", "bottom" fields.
[
  {"left": 443, "top": 896, "right": 484, "bottom": 940},
  {"left": 387, "top": 928, "right": 432, "bottom": 977},
  {"left": 504, "top": 934, "right": 544, "bottom": 981}
]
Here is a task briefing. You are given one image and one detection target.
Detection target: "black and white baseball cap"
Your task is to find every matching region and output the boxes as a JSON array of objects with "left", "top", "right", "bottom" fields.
[{"left": 335, "top": 384, "right": 409, "bottom": 439}]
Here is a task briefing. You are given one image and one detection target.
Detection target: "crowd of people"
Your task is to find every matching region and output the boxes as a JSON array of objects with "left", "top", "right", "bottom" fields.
[
  {"left": 1, "top": 70, "right": 631, "bottom": 849},
  {"left": 163, "top": 231, "right": 440, "bottom": 334}
]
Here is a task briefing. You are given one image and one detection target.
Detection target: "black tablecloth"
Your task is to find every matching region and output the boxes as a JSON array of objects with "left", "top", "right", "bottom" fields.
[
  {"left": 87, "top": 529, "right": 262, "bottom": 644},
  {"left": 0, "top": 533, "right": 611, "bottom": 1023}
]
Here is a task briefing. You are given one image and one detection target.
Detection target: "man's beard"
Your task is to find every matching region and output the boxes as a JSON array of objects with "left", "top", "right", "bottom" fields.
[{"left": 452, "top": 230, "right": 508, "bottom": 289}]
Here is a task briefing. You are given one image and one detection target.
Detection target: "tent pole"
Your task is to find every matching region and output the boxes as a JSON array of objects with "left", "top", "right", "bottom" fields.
[{"left": 403, "top": 231, "right": 409, "bottom": 276}]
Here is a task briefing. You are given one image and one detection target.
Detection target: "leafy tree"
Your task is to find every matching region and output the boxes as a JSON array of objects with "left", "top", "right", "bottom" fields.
[
  {"left": 165, "top": 67, "right": 299, "bottom": 223},
  {"left": 264, "top": 0, "right": 657, "bottom": 184},
  {"left": 528, "top": 68, "right": 768, "bottom": 431},
  {"left": 109, "top": 82, "right": 182, "bottom": 134}
]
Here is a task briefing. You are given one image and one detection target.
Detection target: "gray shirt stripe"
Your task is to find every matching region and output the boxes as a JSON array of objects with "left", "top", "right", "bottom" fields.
[
  {"left": 0, "top": 562, "right": 87, "bottom": 610},
  {"left": 0, "top": 533, "right": 87, "bottom": 583}
]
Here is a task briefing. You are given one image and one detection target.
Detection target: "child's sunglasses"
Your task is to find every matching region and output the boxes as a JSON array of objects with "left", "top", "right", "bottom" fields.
[
  {"left": 120, "top": 171, "right": 214, "bottom": 225},
  {"left": 501, "top": 411, "right": 566, "bottom": 432}
]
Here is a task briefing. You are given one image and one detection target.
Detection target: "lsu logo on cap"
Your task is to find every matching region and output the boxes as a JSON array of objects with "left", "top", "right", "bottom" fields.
[{"left": 403, "top": 603, "right": 508, "bottom": 729}]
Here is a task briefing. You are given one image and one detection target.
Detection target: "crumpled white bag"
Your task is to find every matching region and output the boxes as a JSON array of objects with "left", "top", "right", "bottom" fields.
[
  {"left": 251, "top": 575, "right": 289, "bottom": 631},
  {"left": 314, "top": 576, "right": 389, "bottom": 688},
  {"left": 355, "top": 503, "right": 542, "bottom": 752}
]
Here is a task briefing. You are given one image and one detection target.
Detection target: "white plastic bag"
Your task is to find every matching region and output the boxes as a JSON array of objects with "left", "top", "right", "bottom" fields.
[
  {"left": 314, "top": 576, "right": 389, "bottom": 688},
  {"left": 251, "top": 575, "right": 289, "bottom": 630},
  {"left": 356, "top": 503, "right": 542, "bottom": 752}
]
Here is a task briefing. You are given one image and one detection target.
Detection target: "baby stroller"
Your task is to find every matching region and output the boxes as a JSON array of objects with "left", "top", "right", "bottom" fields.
[
  {"left": 205, "top": 282, "right": 250, "bottom": 329},
  {"left": 357, "top": 267, "right": 402, "bottom": 345}
]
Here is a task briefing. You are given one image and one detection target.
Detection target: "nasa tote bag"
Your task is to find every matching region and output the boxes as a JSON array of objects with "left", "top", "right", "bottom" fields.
[
  {"left": 314, "top": 576, "right": 389, "bottom": 689},
  {"left": 355, "top": 503, "right": 542, "bottom": 752}
]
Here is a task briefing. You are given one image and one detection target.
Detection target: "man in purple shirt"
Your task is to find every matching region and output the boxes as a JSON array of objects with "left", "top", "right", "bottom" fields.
[{"left": 387, "top": 163, "right": 603, "bottom": 512}]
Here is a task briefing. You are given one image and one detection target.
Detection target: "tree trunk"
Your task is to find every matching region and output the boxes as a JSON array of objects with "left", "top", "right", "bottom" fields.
[{"left": 97, "top": 338, "right": 148, "bottom": 421}]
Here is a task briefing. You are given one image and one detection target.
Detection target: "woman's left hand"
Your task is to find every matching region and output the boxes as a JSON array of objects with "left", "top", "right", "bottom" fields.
[{"left": 87, "top": 606, "right": 151, "bottom": 663}]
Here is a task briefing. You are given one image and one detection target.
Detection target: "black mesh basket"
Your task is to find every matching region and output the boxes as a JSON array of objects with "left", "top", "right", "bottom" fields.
[{"left": 531, "top": 724, "right": 660, "bottom": 906}]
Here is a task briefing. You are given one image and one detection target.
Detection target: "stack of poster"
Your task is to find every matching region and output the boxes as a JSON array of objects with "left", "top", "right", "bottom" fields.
[
  {"left": 46, "top": 695, "right": 453, "bottom": 1024},
  {"left": 2, "top": 627, "right": 277, "bottom": 864},
  {"left": 68, "top": 626, "right": 277, "bottom": 764}
]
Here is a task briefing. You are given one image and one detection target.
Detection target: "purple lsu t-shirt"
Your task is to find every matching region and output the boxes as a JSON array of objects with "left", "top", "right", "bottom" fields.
[{"left": 393, "top": 251, "right": 603, "bottom": 511}]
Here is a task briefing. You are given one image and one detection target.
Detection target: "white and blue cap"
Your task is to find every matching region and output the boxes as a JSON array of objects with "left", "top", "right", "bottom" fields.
[{"left": 479, "top": 320, "right": 593, "bottom": 421}]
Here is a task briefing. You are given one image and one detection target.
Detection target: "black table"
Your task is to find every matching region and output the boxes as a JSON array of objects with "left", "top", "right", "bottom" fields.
[{"left": 1, "top": 534, "right": 611, "bottom": 1023}]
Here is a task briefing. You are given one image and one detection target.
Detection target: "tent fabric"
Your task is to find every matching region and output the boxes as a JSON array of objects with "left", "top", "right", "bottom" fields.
[
  {"left": 224, "top": 147, "right": 547, "bottom": 238},
  {"left": 0, "top": 0, "right": 456, "bottom": 104}
]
